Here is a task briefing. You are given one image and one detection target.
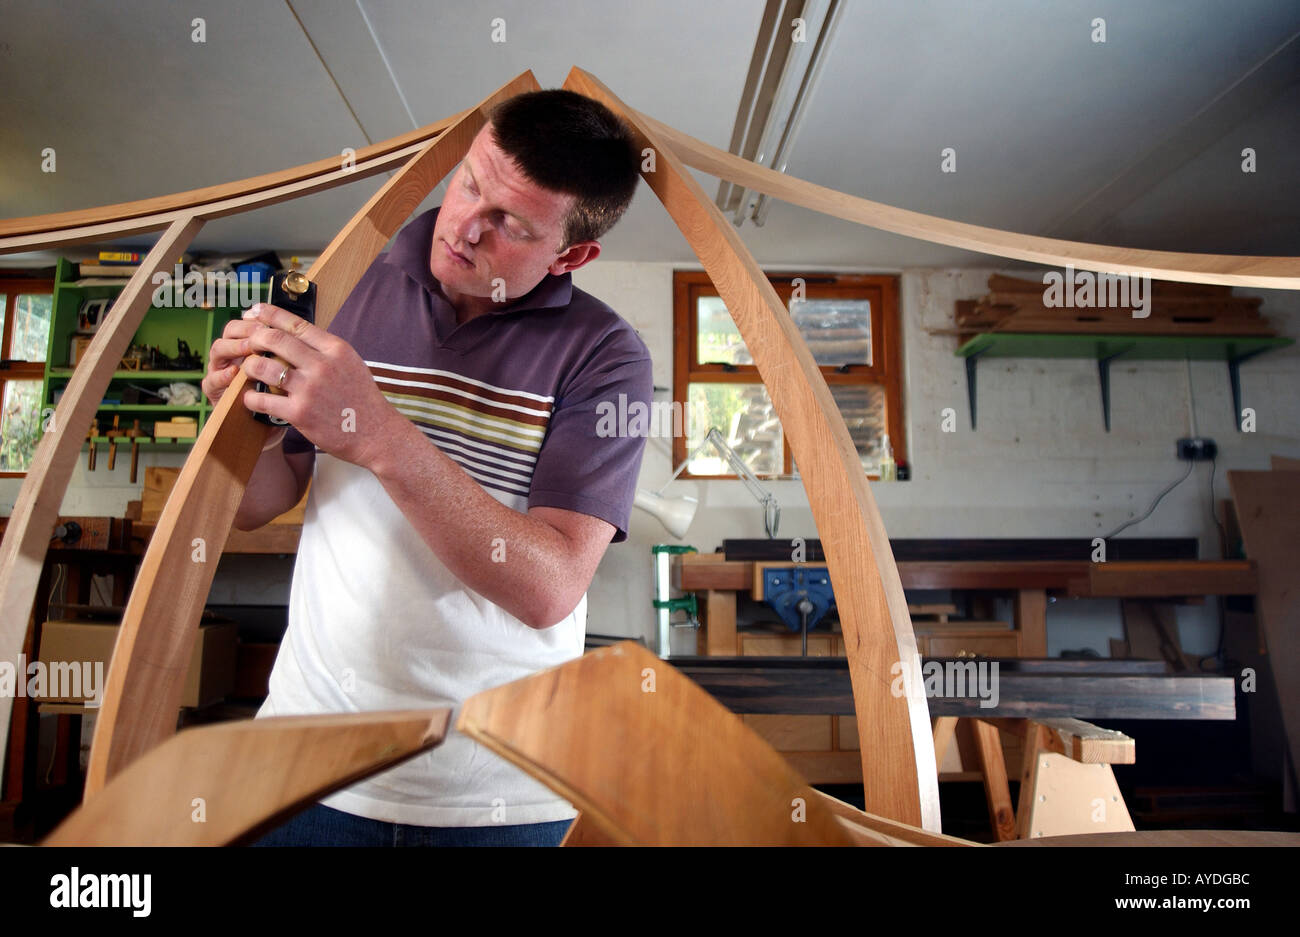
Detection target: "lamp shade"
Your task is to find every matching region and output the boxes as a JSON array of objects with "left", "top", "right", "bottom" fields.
[{"left": 633, "top": 488, "right": 699, "bottom": 539}]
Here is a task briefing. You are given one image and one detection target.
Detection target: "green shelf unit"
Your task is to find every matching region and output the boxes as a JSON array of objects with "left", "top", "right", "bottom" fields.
[
  {"left": 48, "top": 369, "right": 208, "bottom": 380},
  {"left": 43, "top": 258, "right": 258, "bottom": 450},
  {"left": 955, "top": 332, "right": 1294, "bottom": 432}
]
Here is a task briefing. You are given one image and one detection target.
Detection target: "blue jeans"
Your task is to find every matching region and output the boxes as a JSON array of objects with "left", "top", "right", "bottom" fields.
[{"left": 251, "top": 803, "right": 572, "bottom": 847}]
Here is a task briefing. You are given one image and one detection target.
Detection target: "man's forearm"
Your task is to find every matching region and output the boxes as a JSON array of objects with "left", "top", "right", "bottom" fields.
[
  {"left": 367, "top": 415, "right": 586, "bottom": 629},
  {"left": 234, "top": 437, "right": 301, "bottom": 531}
]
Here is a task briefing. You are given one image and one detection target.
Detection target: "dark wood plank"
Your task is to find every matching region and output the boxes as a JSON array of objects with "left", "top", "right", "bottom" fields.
[
  {"left": 1080, "top": 560, "right": 1256, "bottom": 597},
  {"left": 673, "top": 657, "right": 1235, "bottom": 720},
  {"left": 721, "top": 538, "right": 1198, "bottom": 562}
]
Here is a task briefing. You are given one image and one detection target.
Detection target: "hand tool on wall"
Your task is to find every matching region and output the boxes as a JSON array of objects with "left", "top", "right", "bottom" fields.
[
  {"left": 86, "top": 420, "right": 97, "bottom": 471},
  {"left": 106, "top": 414, "right": 122, "bottom": 471},
  {"left": 125, "top": 419, "right": 144, "bottom": 483}
]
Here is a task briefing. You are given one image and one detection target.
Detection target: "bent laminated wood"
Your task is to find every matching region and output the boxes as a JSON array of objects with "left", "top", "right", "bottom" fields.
[
  {"left": 636, "top": 110, "right": 1300, "bottom": 290},
  {"left": 564, "top": 66, "right": 941, "bottom": 830},
  {"left": 0, "top": 216, "right": 204, "bottom": 786},
  {"left": 4, "top": 66, "right": 1300, "bottom": 838},
  {"left": 80, "top": 70, "right": 542, "bottom": 796},
  {"left": 0, "top": 111, "right": 474, "bottom": 782},
  {"left": 0, "top": 109, "right": 469, "bottom": 242},
  {"left": 43, "top": 709, "right": 450, "bottom": 846},
  {"left": 458, "top": 641, "right": 958, "bottom": 845}
]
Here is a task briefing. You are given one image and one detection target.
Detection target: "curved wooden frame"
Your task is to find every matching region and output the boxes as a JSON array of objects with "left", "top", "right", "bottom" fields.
[
  {"left": 563, "top": 67, "right": 939, "bottom": 827},
  {"left": 44, "top": 709, "right": 450, "bottom": 846},
  {"left": 3, "top": 66, "right": 1298, "bottom": 837},
  {"left": 83, "top": 71, "right": 542, "bottom": 794}
]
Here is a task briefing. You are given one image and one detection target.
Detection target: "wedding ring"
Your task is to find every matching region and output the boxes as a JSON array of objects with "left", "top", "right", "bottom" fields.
[{"left": 276, "top": 365, "right": 290, "bottom": 389}]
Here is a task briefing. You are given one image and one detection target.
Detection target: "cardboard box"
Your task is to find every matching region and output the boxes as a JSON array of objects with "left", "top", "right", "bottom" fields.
[
  {"left": 141, "top": 464, "right": 308, "bottom": 525},
  {"left": 38, "top": 615, "right": 238, "bottom": 708}
]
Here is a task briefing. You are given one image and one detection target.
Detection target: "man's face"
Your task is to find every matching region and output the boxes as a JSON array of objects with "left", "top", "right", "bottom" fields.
[{"left": 430, "top": 125, "right": 588, "bottom": 301}]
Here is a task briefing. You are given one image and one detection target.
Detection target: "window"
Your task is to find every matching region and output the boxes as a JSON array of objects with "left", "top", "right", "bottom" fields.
[
  {"left": 673, "top": 271, "right": 905, "bottom": 479},
  {"left": 0, "top": 279, "right": 54, "bottom": 476}
]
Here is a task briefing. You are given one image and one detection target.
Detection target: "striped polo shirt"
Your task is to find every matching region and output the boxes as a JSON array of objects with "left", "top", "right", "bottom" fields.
[{"left": 258, "top": 206, "right": 652, "bottom": 827}]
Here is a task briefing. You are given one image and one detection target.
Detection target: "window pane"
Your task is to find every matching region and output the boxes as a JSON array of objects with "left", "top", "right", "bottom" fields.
[
  {"left": 686, "top": 383, "right": 782, "bottom": 476},
  {"left": 1, "top": 381, "right": 45, "bottom": 472},
  {"left": 696, "top": 296, "right": 751, "bottom": 365},
  {"left": 0, "top": 296, "right": 7, "bottom": 347},
  {"left": 791, "top": 298, "right": 871, "bottom": 366},
  {"left": 831, "top": 384, "right": 888, "bottom": 473},
  {"left": 11, "top": 293, "right": 52, "bottom": 362},
  {"left": 698, "top": 294, "right": 873, "bottom": 368}
]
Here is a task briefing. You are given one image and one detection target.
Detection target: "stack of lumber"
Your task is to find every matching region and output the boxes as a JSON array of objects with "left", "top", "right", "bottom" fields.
[{"left": 955, "top": 274, "right": 1275, "bottom": 341}]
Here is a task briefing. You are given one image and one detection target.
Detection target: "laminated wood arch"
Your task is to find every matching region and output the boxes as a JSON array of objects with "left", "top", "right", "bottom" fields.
[{"left": 2, "top": 66, "right": 1298, "bottom": 838}]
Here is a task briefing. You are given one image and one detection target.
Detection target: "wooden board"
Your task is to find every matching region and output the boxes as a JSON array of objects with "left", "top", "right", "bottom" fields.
[
  {"left": 81, "top": 71, "right": 542, "bottom": 796},
  {"left": 457, "top": 642, "right": 857, "bottom": 845},
  {"left": 970, "top": 719, "right": 1017, "bottom": 841},
  {"left": 1017, "top": 754, "right": 1135, "bottom": 839},
  {"left": 0, "top": 110, "right": 465, "bottom": 239},
  {"left": 1227, "top": 470, "right": 1300, "bottom": 786},
  {"left": 0, "top": 140, "right": 432, "bottom": 256},
  {"left": 1082, "top": 560, "right": 1256, "bottom": 597},
  {"left": 563, "top": 66, "right": 941, "bottom": 831},
  {"left": 1038, "top": 717, "right": 1135, "bottom": 765},
  {"left": 43, "top": 709, "right": 449, "bottom": 846},
  {"left": 673, "top": 658, "right": 1235, "bottom": 719},
  {"left": 638, "top": 110, "right": 1300, "bottom": 290}
]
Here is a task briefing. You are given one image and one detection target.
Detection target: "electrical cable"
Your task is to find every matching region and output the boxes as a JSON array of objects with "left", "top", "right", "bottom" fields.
[{"left": 1102, "top": 459, "right": 1195, "bottom": 540}]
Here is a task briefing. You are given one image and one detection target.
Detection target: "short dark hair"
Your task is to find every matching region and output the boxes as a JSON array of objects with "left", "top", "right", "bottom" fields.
[{"left": 485, "top": 89, "right": 641, "bottom": 251}]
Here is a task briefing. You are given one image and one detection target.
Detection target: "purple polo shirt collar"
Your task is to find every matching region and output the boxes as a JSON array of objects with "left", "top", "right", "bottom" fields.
[{"left": 384, "top": 206, "right": 574, "bottom": 318}]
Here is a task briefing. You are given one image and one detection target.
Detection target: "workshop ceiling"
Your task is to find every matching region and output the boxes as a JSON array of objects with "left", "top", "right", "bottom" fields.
[{"left": 2, "top": 0, "right": 1298, "bottom": 270}]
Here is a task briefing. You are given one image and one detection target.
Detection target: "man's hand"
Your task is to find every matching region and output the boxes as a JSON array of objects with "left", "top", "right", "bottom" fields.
[
  {"left": 239, "top": 303, "right": 400, "bottom": 471},
  {"left": 202, "top": 316, "right": 262, "bottom": 407}
]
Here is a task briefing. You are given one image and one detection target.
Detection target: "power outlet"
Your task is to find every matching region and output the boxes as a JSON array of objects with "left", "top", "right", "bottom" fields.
[{"left": 1176, "top": 437, "right": 1217, "bottom": 461}]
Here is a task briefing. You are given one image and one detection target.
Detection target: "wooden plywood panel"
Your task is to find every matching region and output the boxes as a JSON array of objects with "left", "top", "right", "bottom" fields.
[
  {"left": 1227, "top": 470, "right": 1300, "bottom": 780},
  {"left": 1017, "top": 753, "right": 1135, "bottom": 839}
]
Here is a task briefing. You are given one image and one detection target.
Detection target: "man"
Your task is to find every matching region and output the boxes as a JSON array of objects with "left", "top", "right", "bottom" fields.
[{"left": 200, "top": 90, "right": 650, "bottom": 846}]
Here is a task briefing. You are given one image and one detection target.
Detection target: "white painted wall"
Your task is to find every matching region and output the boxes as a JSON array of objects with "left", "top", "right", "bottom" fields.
[
  {"left": 573, "top": 261, "right": 1300, "bottom": 659},
  {"left": 7, "top": 261, "right": 1296, "bottom": 660}
]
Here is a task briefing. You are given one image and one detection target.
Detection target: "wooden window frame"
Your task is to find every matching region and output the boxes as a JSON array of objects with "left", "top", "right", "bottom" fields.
[
  {"left": 0, "top": 277, "right": 55, "bottom": 478},
  {"left": 673, "top": 271, "right": 905, "bottom": 479}
]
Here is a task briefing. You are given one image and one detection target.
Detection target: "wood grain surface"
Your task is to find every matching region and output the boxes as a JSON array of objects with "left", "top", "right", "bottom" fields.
[
  {"left": 44, "top": 710, "right": 449, "bottom": 846},
  {"left": 459, "top": 642, "right": 858, "bottom": 845},
  {"left": 638, "top": 110, "right": 1300, "bottom": 290},
  {"left": 0, "top": 111, "right": 466, "bottom": 239}
]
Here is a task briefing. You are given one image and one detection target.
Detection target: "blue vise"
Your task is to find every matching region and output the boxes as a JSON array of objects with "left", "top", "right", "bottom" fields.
[{"left": 762, "top": 566, "right": 836, "bottom": 634}]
